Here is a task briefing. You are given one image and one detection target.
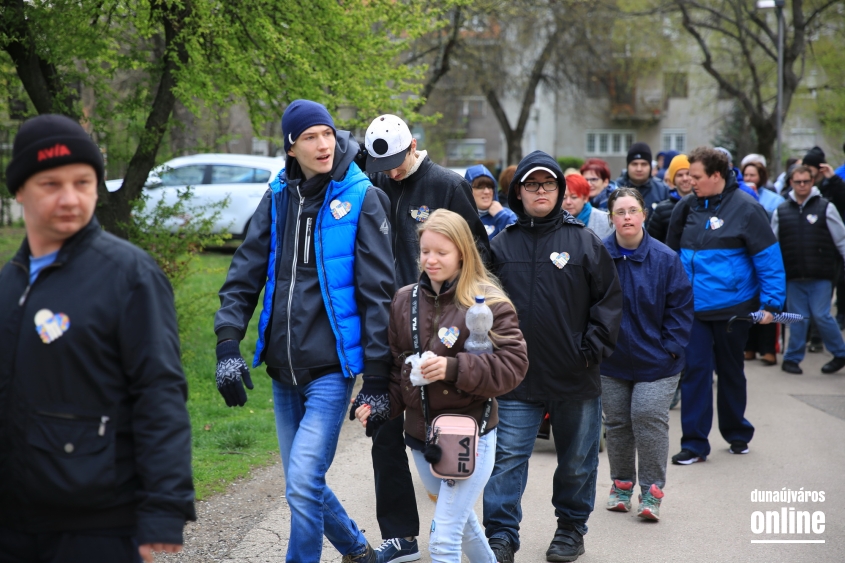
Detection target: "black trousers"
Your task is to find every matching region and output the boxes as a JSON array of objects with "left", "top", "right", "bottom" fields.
[
  {"left": 745, "top": 323, "right": 777, "bottom": 355},
  {"left": 0, "top": 527, "right": 141, "bottom": 563},
  {"left": 371, "top": 414, "right": 420, "bottom": 538}
]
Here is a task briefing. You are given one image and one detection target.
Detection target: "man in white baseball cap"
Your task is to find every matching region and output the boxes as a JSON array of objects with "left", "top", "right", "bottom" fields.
[{"left": 362, "top": 113, "right": 491, "bottom": 563}]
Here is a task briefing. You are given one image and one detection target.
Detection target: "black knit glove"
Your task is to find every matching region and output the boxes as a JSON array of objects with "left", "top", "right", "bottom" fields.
[
  {"left": 216, "top": 340, "right": 253, "bottom": 407},
  {"left": 354, "top": 144, "right": 369, "bottom": 172},
  {"left": 349, "top": 375, "right": 390, "bottom": 437}
]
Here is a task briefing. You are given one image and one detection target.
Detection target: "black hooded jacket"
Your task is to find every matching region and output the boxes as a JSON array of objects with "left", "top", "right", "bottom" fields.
[{"left": 491, "top": 151, "right": 623, "bottom": 401}]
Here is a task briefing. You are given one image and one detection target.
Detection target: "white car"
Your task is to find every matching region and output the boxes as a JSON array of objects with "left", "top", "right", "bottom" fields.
[{"left": 106, "top": 154, "right": 285, "bottom": 238}]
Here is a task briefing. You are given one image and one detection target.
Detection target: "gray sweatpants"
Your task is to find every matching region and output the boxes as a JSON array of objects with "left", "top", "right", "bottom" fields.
[{"left": 600, "top": 374, "right": 680, "bottom": 496}]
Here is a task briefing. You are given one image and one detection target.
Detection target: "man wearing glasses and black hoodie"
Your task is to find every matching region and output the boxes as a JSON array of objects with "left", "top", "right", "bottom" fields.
[{"left": 481, "top": 151, "right": 622, "bottom": 563}]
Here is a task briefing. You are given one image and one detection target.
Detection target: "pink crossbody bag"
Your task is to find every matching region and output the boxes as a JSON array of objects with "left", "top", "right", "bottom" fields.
[{"left": 410, "top": 284, "right": 492, "bottom": 481}]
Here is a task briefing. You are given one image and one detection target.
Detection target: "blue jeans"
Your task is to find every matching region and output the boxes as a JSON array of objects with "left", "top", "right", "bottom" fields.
[
  {"left": 784, "top": 280, "right": 845, "bottom": 363},
  {"left": 482, "top": 397, "right": 601, "bottom": 550},
  {"left": 681, "top": 318, "right": 754, "bottom": 457},
  {"left": 412, "top": 430, "right": 497, "bottom": 563},
  {"left": 272, "top": 374, "right": 366, "bottom": 563}
]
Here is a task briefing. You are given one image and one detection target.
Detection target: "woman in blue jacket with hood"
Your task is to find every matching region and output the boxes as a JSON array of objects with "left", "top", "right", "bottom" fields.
[
  {"left": 465, "top": 165, "right": 517, "bottom": 239},
  {"left": 601, "top": 188, "right": 694, "bottom": 522}
]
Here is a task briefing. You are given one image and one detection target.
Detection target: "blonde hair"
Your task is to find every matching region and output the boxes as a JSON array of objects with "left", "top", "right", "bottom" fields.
[{"left": 418, "top": 209, "right": 514, "bottom": 312}]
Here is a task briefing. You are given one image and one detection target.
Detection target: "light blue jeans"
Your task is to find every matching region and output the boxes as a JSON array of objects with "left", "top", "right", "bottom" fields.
[
  {"left": 784, "top": 279, "right": 845, "bottom": 363},
  {"left": 272, "top": 374, "right": 367, "bottom": 563},
  {"left": 411, "top": 429, "right": 497, "bottom": 563}
]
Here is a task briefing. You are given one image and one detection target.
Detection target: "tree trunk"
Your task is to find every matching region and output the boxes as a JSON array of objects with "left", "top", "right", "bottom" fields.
[
  {"left": 3, "top": 0, "right": 193, "bottom": 238},
  {"left": 96, "top": 0, "right": 192, "bottom": 237}
]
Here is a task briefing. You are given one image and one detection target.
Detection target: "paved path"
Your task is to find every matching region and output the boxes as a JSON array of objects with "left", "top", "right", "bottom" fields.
[{"left": 225, "top": 349, "right": 845, "bottom": 563}]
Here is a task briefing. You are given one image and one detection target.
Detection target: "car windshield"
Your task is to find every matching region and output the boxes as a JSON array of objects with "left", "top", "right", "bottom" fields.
[{"left": 211, "top": 165, "right": 271, "bottom": 184}]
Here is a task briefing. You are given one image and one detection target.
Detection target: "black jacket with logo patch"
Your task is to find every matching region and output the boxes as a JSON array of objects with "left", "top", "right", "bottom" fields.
[
  {"left": 492, "top": 151, "right": 623, "bottom": 401},
  {"left": 369, "top": 156, "right": 491, "bottom": 287},
  {"left": 0, "top": 219, "right": 195, "bottom": 543}
]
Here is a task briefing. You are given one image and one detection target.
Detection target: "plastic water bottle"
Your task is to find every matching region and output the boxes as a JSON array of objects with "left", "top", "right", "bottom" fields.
[{"left": 465, "top": 296, "right": 494, "bottom": 355}]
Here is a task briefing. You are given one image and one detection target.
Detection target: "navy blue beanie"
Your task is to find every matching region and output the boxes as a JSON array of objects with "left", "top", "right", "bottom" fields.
[{"left": 282, "top": 100, "right": 336, "bottom": 153}]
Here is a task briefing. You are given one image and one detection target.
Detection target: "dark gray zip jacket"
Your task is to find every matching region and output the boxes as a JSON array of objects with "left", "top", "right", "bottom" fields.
[
  {"left": 215, "top": 132, "right": 395, "bottom": 385},
  {"left": 369, "top": 156, "right": 491, "bottom": 287},
  {"left": 0, "top": 219, "right": 195, "bottom": 543}
]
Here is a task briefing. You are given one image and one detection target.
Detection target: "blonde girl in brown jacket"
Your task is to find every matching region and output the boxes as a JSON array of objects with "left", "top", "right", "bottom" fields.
[{"left": 356, "top": 209, "right": 528, "bottom": 563}]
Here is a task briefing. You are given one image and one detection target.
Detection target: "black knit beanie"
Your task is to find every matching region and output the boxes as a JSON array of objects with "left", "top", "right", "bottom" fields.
[
  {"left": 627, "top": 142, "right": 652, "bottom": 165},
  {"left": 803, "top": 146, "right": 826, "bottom": 169},
  {"left": 6, "top": 114, "right": 105, "bottom": 195}
]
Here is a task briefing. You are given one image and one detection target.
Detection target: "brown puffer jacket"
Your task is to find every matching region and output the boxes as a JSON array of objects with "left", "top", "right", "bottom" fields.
[{"left": 387, "top": 276, "right": 529, "bottom": 446}]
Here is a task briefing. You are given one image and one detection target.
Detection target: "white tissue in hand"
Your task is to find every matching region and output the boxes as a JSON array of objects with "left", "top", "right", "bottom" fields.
[{"left": 405, "top": 351, "right": 437, "bottom": 386}]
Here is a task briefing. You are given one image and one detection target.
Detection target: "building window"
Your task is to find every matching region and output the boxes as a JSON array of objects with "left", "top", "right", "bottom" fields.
[
  {"left": 447, "top": 139, "right": 486, "bottom": 162},
  {"left": 461, "top": 97, "right": 486, "bottom": 119},
  {"left": 585, "top": 130, "right": 635, "bottom": 156},
  {"left": 664, "top": 72, "right": 688, "bottom": 99},
  {"left": 661, "top": 129, "right": 686, "bottom": 153}
]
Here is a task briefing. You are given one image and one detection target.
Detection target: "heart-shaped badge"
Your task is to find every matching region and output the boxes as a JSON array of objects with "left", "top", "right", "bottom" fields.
[
  {"left": 411, "top": 205, "right": 431, "bottom": 222},
  {"left": 34, "top": 308, "right": 70, "bottom": 344},
  {"left": 709, "top": 216, "right": 724, "bottom": 230},
  {"left": 485, "top": 224, "right": 496, "bottom": 236},
  {"left": 807, "top": 214, "right": 819, "bottom": 224},
  {"left": 438, "top": 326, "right": 460, "bottom": 348},
  {"left": 550, "top": 251, "right": 570, "bottom": 269},
  {"left": 330, "top": 200, "right": 352, "bottom": 220}
]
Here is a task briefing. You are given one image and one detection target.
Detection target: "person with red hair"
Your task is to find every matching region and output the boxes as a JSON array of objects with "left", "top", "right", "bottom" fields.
[
  {"left": 580, "top": 158, "right": 616, "bottom": 210},
  {"left": 563, "top": 173, "right": 614, "bottom": 239}
]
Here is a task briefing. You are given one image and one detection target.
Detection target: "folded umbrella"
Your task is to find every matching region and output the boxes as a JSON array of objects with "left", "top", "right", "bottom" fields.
[{"left": 727, "top": 312, "right": 804, "bottom": 332}]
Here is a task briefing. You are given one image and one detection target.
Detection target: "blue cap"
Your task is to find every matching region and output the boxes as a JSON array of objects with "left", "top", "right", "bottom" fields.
[
  {"left": 475, "top": 295, "right": 485, "bottom": 303},
  {"left": 282, "top": 100, "right": 336, "bottom": 153}
]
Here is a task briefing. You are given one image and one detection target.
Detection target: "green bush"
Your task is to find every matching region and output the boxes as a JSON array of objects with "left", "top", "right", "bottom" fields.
[{"left": 557, "top": 156, "right": 585, "bottom": 172}]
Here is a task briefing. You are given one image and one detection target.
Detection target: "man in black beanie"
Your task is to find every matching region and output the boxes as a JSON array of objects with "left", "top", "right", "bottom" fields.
[
  {"left": 616, "top": 141, "right": 669, "bottom": 227},
  {"left": 0, "top": 114, "right": 196, "bottom": 562}
]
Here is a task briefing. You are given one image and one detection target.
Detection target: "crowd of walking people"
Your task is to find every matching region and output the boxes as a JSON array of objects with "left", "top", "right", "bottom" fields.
[{"left": 2, "top": 102, "right": 845, "bottom": 563}]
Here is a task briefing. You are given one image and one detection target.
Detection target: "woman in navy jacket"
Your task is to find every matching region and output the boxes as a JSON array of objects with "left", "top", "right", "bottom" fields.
[{"left": 600, "top": 188, "right": 694, "bottom": 522}]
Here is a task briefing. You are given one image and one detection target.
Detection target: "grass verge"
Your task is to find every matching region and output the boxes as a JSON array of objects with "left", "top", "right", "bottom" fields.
[{"left": 175, "top": 251, "right": 278, "bottom": 499}]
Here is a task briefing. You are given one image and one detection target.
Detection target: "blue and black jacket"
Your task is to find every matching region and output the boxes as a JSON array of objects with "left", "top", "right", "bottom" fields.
[
  {"left": 464, "top": 164, "right": 517, "bottom": 240},
  {"left": 665, "top": 172, "right": 785, "bottom": 321}
]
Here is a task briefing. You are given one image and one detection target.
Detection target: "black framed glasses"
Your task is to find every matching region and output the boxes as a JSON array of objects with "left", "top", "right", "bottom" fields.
[
  {"left": 792, "top": 179, "right": 813, "bottom": 186},
  {"left": 522, "top": 180, "right": 559, "bottom": 192}
]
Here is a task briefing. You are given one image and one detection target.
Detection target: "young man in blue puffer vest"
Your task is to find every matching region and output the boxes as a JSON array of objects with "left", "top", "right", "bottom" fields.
[{"left": 214, "top": 100, "right": 395, "bottom": 563}]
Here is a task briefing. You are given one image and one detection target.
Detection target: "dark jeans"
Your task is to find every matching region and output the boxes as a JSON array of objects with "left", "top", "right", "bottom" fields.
[
  {"left": 371, "top": 414, "right": 419, "bottom": 539},
  {"left": 0, "top": 527, "right": 142, "bottom": 563},
  {"left": 681, "top": 318, "right": 754, "bottom": 457},
  {"left": 482, "top": 397, "right": 602, "bottom": 550}
]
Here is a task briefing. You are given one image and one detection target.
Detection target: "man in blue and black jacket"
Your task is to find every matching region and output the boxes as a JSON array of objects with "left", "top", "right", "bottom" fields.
[
  {"left": 214, "top": 100, "right": 394, "bottom": 563},
  {"left": 666, "top": 146, "right": 786, "bottom": 465}
]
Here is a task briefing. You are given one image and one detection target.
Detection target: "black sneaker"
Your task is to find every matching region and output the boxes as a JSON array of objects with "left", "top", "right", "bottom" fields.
[
  {"left": 373, "top": 538, "right": 420, "bottom": 563},
  {"left": 729, "top": 440, "right": 749, "bottom": 454},
  {"left": 545, "top": 527, "right": 584, "bottom": 562},
  {"left": 671, "top": 449, "right": 705, "bottom": 465},
  {"left": 489, "top": 537, "right": 515, "bottom": 563},
  {"left": 781, "top": 361, "right": 803, "bottom": 374},
  {"left": 822, "top": 356, "right": 845, "bottom": 374}
]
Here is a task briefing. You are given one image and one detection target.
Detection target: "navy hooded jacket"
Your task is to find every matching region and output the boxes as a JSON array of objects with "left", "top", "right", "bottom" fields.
[
  {"left": 601, "top": 229, "right": 694, "bottom": 381},
  {"left": 465, "top": 164, "right": 517, "bottom": 240}
]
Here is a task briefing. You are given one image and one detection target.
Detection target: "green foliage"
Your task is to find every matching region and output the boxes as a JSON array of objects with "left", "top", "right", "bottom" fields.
[
  {"left": 814, "top": 12, "right": 845, "bottom": 141},
  {"left": 123, "top": 187, "right": 230, "bottom": 340},
  {"left": 557, "top": 157, "right": 585, "bottom": 171},
  {"left": 175, "top": 253, "right": 279, "bottom": 499}
]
